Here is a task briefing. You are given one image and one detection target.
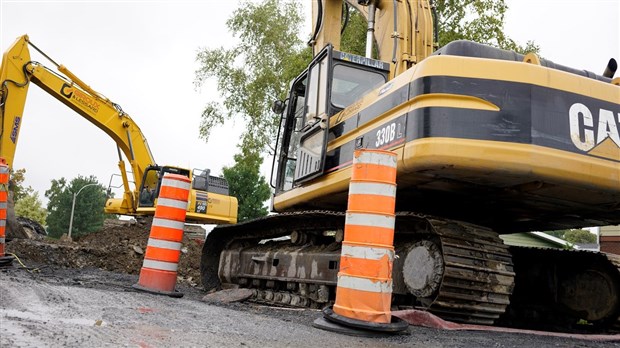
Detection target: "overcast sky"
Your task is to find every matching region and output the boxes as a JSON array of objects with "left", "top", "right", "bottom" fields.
[{"left": 1, "top": 0, "right": 618, "bottom": 207}]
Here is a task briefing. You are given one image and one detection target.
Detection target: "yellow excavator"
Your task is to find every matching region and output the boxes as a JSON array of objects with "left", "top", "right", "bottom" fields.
[
  {"left": 201, "top": 0, "right": 620, "bottom": 333},
  {"left": 0, "top": 35, "right": 237, "bottom": 225}
]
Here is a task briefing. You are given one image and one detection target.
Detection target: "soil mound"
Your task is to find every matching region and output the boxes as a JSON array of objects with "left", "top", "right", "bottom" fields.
[{"left": 6, "top": 219, "right": 204, "bottom": 287}]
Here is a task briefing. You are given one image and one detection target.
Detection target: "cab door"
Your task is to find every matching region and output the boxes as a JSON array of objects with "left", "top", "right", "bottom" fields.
[{"left": 293, "top": 47, "right": 331, "bottom": 184}]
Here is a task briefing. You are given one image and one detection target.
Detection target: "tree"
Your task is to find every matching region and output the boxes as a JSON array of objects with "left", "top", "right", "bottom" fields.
[
  {"left": 196, "top": 0, "right": 537, "bottom": 153},
  {"left": 340, "top": 6, "right": 368, "bottom": 56},
  {"left": 564, "top": 229, "right": 597, "bottom": 244},
  {"left": 14, "top": 191, "right": 47, "bottom": 226},
  {"left": 194, "top": 0, "right": 310, "bottom": 152},
  {"left": 434, "top": 0, "right": 539, "bottom": 53},
  {"left": 222, "top": 142, "right": 271, "bottom": 222},
  {"left": 9, "top": 168, "right": 34, "bottom": 202},
  {"left": 45, "top": 175, "right": 107, "bottom": 238},
  {"left": 544, "top": 229, "right": 597, "bottom": 244}
]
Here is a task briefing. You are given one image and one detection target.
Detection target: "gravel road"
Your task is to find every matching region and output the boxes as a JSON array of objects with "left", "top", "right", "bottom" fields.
[{"left": 1, "top": 264, "right": 618, "bottom": 348}]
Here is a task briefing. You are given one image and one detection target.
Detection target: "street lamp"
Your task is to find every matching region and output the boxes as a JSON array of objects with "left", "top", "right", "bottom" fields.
[{"left": 68, "top": 183, "right": 99, "bottom": 238}]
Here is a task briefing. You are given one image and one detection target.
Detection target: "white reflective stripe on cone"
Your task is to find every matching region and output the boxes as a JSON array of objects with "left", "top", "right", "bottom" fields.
[
  {"left": 142, "top": 259, "right": 179, "bottom": 272},
  {"left": 147, "top": 238, "right": 182, "bottom": 251},
  {"left": 345, "top": 212, "right": 395, "bottom": 229},
  {"left": 348, "top": 182, "right": 396, "bottom": 197},
  {"left": 0, "top": 237, "right": 4, "bottom": 243},
  {"left": 354, "top": 151, "right": 397, "bottom": 167},
  {"left": 151, "top": 217, "right": 184, "bottom": 230},
  {"left": 0, "top": 202, "right": 7, "bottom": 209},
  {"left": 337, "top": 274, "right": 393, "bottom": 293},
  {"left": 0, "top": 167, "right": 8, "bottom": 173},
  {"left": 341, "top": 244, "right": 394, "bottom": 261},
  {"left": 161, "top": 177, "right": 191, "bottom": 190},
  {"left": 0, "top": 220, "right": 5, "bottom": 227},
  {"left": 156, "top": 197, "right": 188, "bottom": 209}
]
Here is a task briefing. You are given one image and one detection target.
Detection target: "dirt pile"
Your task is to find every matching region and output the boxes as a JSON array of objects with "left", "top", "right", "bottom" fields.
[{"left": 6, "top": 219, "right": 204, "bottom": 286}]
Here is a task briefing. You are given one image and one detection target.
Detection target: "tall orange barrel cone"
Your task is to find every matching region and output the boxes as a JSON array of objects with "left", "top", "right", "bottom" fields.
[
  {"left": 315, "top": 149, "right": 407, "bottom": 335},
  {"left": 133, "top": 173, "right": 190, "bottom": 297},
  {"left": 0, "top": 158, "right": 14, "bottom": 267}
]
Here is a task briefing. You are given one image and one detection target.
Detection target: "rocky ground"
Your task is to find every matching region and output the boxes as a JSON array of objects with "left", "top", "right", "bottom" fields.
[{"left": 1, "top": 221, "right": 620, "bottom": 347}]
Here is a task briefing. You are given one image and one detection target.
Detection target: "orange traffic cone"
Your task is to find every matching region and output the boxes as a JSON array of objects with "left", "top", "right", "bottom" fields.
[
  {"left": 0, "top": 158, "right": 14, "bottom": 267},
  {"left": 316, "top": 149, "right": 407, "bottom": 335},
  {"left": 133, "top": 173, "right": 190, "bottom": 297}
]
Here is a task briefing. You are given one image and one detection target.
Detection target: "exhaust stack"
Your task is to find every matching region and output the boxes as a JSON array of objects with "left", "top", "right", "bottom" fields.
[{"left": 603, "top": 58, "right": 617, "bottom": 78}]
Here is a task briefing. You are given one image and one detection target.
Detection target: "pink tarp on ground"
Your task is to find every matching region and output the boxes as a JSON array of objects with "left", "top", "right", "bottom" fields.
[{"left": 393, "top": 309, "right": 620, "bottom": 342}]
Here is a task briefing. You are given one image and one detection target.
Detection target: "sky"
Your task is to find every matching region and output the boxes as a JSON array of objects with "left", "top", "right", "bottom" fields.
[
  {"left": 0, "top": 0, "right": 619, "bottom": 209},
  {"left": 0, "top": 1, "right": 244, "bottom": 202}
]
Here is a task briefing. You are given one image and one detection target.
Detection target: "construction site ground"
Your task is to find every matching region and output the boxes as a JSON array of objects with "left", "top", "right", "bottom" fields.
[{"left": 1, "top": 221, "right": 619, "bottom": 347}]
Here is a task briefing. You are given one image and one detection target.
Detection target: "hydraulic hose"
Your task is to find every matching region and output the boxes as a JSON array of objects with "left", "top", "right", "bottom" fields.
[
  {"left": 341, "top": 2, "right": 350, "bottom": 34},
  {"left": 308, "top": 0, "right": 324, "bottom": 50}
]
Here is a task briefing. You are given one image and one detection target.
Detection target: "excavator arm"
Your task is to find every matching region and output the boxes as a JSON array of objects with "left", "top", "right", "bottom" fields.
[
  {"left": 310, "top": 0, "right": 434, "bottom": 78},
  {"left": 0, "top": 35, "right": 153, "bottom": 214},
  {"left": 0, "top": 35, "right": 238, "bottom": 224},
  {"left": 0, "top": 35, "right": 30, "bottom": 169}
]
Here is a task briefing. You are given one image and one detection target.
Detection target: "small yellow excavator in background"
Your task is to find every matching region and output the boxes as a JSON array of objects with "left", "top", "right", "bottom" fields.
[
  {"left": 201, "top": 0, "right": 620, "bottom": 333},
  {"left": 0, "top": 35, "right": 238, "bottom": 225}
]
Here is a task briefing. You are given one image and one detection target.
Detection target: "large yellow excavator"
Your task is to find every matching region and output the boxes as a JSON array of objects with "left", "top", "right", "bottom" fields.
[
  {"left": 201, "top": 0, "right": 620, "bottom": 333},
  {"left": 0, "top": 35, "right": 237, "bottom": 225}
]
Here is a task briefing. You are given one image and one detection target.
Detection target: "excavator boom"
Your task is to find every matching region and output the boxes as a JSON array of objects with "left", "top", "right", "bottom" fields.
[
  {"left": 0, "top": 35, "right": 237, "bottom": 224},
  {"left": 310, "top": 0, "right": 434, "bottom": 77}
]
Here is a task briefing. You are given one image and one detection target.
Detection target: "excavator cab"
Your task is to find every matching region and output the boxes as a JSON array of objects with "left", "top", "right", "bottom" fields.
[
  {"left": 138, "top": 167, "right": 159, "bottom": 207},
  {"left": 272, "top": 45, "right": 389, "bottom": 193},
  {"left": 137, "top": 165, "right": 190, "bottom": 208},
  {"left": 135, "top": 165, "right": 236, "bottom": 224}
]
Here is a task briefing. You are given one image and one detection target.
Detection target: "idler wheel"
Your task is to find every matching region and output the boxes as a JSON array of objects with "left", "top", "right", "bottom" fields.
[
  {"left": 558, "top": 268, "right": 620, "bottom": 321},
  {"left": 402, "top": 240, "right": 444, "bottom": 299}
]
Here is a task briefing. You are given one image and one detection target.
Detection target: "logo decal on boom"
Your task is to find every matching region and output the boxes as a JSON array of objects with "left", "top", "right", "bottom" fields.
[
  {"left": 569, "top": 102, "right": 620, "bottom": 160},
  {"left": 10, "top": 116, "right": 21, "bottom": 144},
  {"left": 60, "top": 83, "right": 100, "bottom": 114}
]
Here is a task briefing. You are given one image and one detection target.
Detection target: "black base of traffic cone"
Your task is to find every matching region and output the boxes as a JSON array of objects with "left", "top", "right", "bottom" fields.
[
  {"left": 132, "top": 283, "right": 184, "bottom": 298},
  {"left": 313, "top": 306, "right": 409, "bottom": 337},
  {"left": 0, "top": 255, "right": 15, "bottom": 268}
]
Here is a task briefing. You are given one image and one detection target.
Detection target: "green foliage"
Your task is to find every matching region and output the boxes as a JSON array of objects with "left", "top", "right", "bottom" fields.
[
  {"left": 340, "top": 6, "right": 368, "bottom": 56},
  {"left": 545, "top": 229, "right": 597, "bottom": 244},
  {"left": 14, "top": 191, "right": 47, "bottom": 226},
  {"left": 45, "top": 175, "right": 106, "bottom": 238},
  {"left": 9, "top": 168, "right": 34, "bottom": 202},
  {"left": 195, "top": 0, "right": 310, "bottom": 151},
  {"left": 222, "top": 142, "right": 271, "bottom": 222},
  {"left": 434, "top": 0, "right": 539, "bottom": 54},
  {"left": 564, "top": 229, "right": 597, "bottom": 244}
]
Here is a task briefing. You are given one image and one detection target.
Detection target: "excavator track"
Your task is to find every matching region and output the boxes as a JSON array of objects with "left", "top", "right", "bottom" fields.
[
  {"left": 201, "top": 210, "right": 620, "bottom": 332},
  {"left": 201, "top": 211, "right": 345, "bottom": 294},
  {"left": 498, "top": 247, "right": 620, "bottom": 333},
  {"left": 202, "top": 211, "right": 514, "bottom": 324},
  {"left": 399, "top": 215, "right": 514, "bottom": 325}
]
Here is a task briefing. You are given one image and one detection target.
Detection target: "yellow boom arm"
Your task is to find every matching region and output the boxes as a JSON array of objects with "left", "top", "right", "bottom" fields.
[
  {"left": 311, "top": 0, "right": 434, "bottom": 78},
  {"left": 0, "top": 35, "right": 156, "bottom": 213},
  {"left": 1, "top": 35, "right": 238, "bottom": 224}
]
